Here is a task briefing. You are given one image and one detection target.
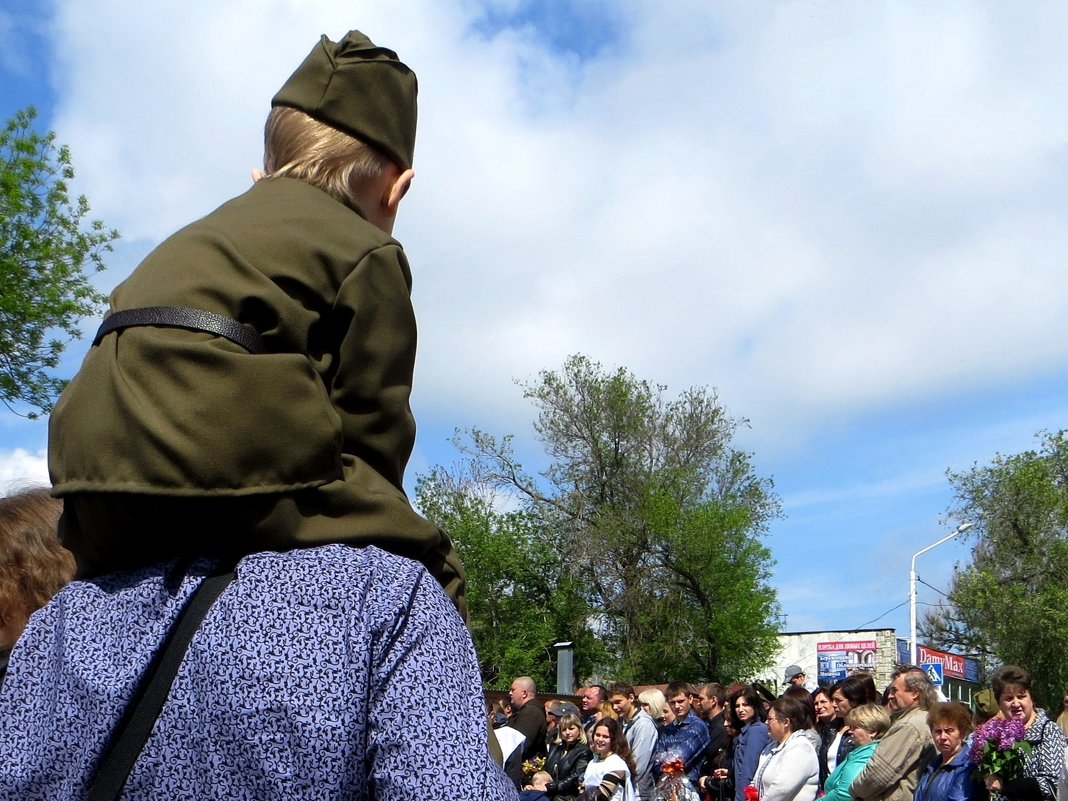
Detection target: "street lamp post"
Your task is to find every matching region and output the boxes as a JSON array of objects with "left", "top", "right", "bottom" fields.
[{"left": 909, "top": 522, "right": 974, "bottom": 665}]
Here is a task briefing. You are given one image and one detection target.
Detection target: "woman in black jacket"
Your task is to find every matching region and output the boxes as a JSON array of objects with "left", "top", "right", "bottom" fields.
[{"left": 545, "top": 713, "right": 593, "bottom": 800}]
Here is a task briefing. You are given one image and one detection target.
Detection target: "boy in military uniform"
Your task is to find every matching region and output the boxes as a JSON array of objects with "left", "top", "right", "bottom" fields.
[{"left": 48, "top": 30, "right": 465, "bottom": 614}]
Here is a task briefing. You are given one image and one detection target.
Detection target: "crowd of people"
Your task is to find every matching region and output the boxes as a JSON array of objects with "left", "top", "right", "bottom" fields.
[
  {"left": 495, "top": 665, "right": 1068, "bottom": 801},
  {"left": 3, "top": 477, "right": 1068, "bottom": 801}
]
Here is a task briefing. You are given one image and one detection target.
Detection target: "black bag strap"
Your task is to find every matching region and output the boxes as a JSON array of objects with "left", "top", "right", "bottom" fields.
[
  {"left": 93, "top": 306, "right": 267, "bottom": 354},
  {"left": 85, "top": 568, "right": 235, "bottom": 801}
]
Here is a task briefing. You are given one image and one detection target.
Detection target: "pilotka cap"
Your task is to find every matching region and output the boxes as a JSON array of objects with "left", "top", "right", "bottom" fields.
[{"left": 272, "top": 30, "right": 417, "bottom": 170}]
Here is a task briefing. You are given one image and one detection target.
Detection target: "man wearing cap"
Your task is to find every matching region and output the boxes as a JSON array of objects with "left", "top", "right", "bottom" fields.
[
  {"left": 546, "top": 700, "right": 580, "bottom": 747},
  {"left": 609, "top": 683, "right": 658, "bottom": 801},
  {"left": 784, "top": 665, "right": 809, "bottom": 689},
  {"left": 1, "top": 30, "right": 514, "bottom": 801},
  {"left": 48, "top": 29, "right": 466, "bottom": 618}
]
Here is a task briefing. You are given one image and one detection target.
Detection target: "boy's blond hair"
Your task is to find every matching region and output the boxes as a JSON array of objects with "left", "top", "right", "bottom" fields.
[{"left": 263, "top": 106, "right": 390, "bottom": 208}]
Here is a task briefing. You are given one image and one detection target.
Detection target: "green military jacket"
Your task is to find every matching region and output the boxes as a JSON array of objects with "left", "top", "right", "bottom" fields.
[{"left": 48, "top": 177, "right": 464, "bottom": 610}]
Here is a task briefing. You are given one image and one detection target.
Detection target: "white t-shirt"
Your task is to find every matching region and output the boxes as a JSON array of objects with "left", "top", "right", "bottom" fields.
[
  {"left": 826, "top": 729, "right": 845, "bottom": 774},
  {"left": 583, "top": 752, "right": 636, "bottom": 801}
]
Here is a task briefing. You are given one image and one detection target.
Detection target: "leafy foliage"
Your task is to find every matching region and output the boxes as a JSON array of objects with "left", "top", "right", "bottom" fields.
[
  {"left": 416, "top": 467, "right": 604, "bottom": 690},
  {"left": 0, "top": 106, "right": 118, "bottom": 417},
  {"left": 922, "top": 430, "right": 1068, "bottom": 707},
  {"left": 423, "top": 354, "right": 782, "bottom": 685}
]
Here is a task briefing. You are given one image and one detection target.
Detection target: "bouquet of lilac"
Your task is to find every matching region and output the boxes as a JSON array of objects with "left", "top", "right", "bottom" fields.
[{"left": 968, "top": 716, "right": 1032, "bottom": 787}]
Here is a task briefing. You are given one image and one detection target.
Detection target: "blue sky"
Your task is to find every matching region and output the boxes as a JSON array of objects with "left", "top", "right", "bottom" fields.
[{"left": 2, "top": 0, "right": 1066, "bottom": 650}]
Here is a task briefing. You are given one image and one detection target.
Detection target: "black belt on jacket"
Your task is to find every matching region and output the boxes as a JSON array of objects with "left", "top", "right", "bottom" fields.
[{"left": 93, "top": 306, "right": 267, "bottom": 354}]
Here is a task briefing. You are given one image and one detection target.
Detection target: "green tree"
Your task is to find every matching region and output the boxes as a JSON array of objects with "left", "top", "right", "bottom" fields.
[
  {"left": 416, "top": 466, "right": 603, "bottom": 690},
  {"left": 922, "top": 430, "right": 1068, "bottom": 707},
  {"left": 443, "top": 354, "right": 782, "bottom": 683},
  {"left": 1, "top": 106, "right": 118, "bottom": 417}
]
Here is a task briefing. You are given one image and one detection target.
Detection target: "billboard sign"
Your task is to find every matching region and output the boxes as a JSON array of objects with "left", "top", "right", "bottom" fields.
[
  {"left": 916, "top": 645, "right": 980, "bottom": 683},
  {"left": 817, "top": 639, "right": 878, "bottom": 682}
]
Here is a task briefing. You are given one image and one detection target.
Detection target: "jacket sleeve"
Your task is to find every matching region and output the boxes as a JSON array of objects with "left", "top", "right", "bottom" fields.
[
  {"left": 329, "top": 243, "right": 419, "bottom": 493},
  {"left": 630, "top": 716, "right": 659, "bottom": 778},
  {"left": 850, "top": 716, "right": 931, "bottom": 801},
  {"left": 737, "top": 724, "right": 771, "bottom": 790},
  {"left": 761, "top": 738, "right": 818, "bottom": 801},
  {"left": 366, "top": 569, "right": 514, "bottom": 799},
  {"left": 823, "top": 750, "right": 871, "bottom": 801},
  {"left": 558, "top": 748, "right": 592, "bottom": 794}
]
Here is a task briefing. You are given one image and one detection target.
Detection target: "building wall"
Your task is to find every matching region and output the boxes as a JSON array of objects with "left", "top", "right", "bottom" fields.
[{"left": 756, "top": 629, "right": 898, "bottom": 691}]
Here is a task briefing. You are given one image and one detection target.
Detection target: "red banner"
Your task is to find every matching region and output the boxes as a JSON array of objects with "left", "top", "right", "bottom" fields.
[
  {"left": 817, "top": 640, "right": 877, "bottom": 652},
  {"left": 916, "top": 645, "right": 967, "bottom": 680}
]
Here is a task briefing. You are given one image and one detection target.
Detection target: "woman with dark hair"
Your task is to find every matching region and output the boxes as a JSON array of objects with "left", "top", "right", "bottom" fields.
[
  {"left": 583, "top": 717, "right": 636, "bottom": 801},
  {"left": 753, "top": 696, "right": 819, "bottom": 801},
  {"left": 0, "top": 488, "right": 74, "bottom": 684},
  {"left": 914, "top": 702, "right": 980, "bottom": 801},
  {"left": 731, "top": 685, "right": 771, "bottom": 801},
  {"left": 782, "top": 686, "right": 821, "bottom": 761},
  {"left": 827, "top": 674, "right": 878, "bottom": 775},
  {"left": 812, "top": 687, "right": 841, "bottom": 790},
  {"left": 981, "top": 666, "right": 1062, "bottom": 801},
  {"left": 545, "top": 712, "right": 592, "bottom": 801}
]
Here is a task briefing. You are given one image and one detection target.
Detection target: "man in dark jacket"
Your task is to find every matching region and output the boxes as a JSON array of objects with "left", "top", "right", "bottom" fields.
[{"left": 510, "top": 676, "right": 548, "bottom": 761}]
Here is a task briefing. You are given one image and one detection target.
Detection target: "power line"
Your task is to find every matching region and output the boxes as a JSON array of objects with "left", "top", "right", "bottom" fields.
[
  {"left": 855, "top": 598, "right": 908, "bottom": 629},
  {"left": 916, "top": 577, "right": 950, "bottom": 599}
]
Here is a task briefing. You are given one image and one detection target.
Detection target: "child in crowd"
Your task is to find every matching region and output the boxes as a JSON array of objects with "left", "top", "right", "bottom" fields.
[
  {"left": 48, "top": 29, "right": 465, "bottom": 615},
  {"left": 521, "top": 771, "right": 553, "bottom": 801},
  {"left": 0, "top": 30, "right": 512, "bottom": 800}
]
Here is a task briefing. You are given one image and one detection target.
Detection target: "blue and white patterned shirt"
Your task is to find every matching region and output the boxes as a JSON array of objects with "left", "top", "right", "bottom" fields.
[{"left": 0, "top": 544, "right": 516, "bottom": 800}]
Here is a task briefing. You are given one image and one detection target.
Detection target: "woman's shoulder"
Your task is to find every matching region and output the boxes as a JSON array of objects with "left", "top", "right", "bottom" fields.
[
  {"left": 1019, "top": 710, "right": 1060, "bottom": 749},
  {"left": 845, "top": 741, "right": 878, "bottom": 761},
  {"left": 558, "top": 741, "right": 592, "bottom": 758}
]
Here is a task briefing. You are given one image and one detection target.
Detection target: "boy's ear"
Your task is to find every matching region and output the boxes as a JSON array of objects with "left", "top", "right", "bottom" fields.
[{"left": 383, "top": 167, "right": 415, "bottom": 214}]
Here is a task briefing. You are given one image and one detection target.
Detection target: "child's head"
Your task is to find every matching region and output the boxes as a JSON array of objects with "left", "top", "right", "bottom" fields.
[
  {"left": 530, "top": 771, "right": 551, "bottom": 790},
  {"left": 266, "top": 30, "right": 417, "bottom": 232}
]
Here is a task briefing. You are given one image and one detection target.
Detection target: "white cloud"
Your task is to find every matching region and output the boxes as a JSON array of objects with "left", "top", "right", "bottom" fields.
[
  {"left": 41, "top": 0, "right": 1068, "bottom": 458},
  {"left": 0, "top": 448, "right": 50, "bottom": 490}
]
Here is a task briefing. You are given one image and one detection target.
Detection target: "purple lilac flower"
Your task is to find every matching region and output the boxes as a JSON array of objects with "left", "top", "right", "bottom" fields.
[
  {"left": 969, "top": 719, "right": 998, "bottom": 764},
  {"left": 998, "top": 718, "right": 1026, "bottom": 750}
]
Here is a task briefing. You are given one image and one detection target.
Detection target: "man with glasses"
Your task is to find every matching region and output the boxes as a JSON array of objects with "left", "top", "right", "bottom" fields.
[{"left": 653, "top": 681, "right": 711, "bottom": 786}]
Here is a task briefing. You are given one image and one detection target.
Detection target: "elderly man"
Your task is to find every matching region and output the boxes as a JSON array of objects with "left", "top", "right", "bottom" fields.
[
  {"left": 509, "top": 676, "right": 547, "bottom": 761},
  {"left": 850, "top": 666, "right": 937, "bottom": 801}
]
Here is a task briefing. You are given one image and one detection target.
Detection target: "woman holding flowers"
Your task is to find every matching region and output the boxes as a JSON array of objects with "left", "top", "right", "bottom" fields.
[
  {"left": 974, "top": 665, "right": 1062, "bottom": 801},
  {"left": 914, "top": 702, "right": 980, "bottom": 801}
]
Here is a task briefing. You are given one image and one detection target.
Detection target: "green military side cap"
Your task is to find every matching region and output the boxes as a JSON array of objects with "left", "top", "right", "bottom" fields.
[{"left": 272, "top": 30, "right": 417, "bottom": 169}]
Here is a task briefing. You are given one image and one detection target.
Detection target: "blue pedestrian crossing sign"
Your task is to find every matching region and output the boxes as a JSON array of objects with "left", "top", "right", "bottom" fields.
[{"left": 921, "top": 662, "right": 944, "bottom": 686}]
